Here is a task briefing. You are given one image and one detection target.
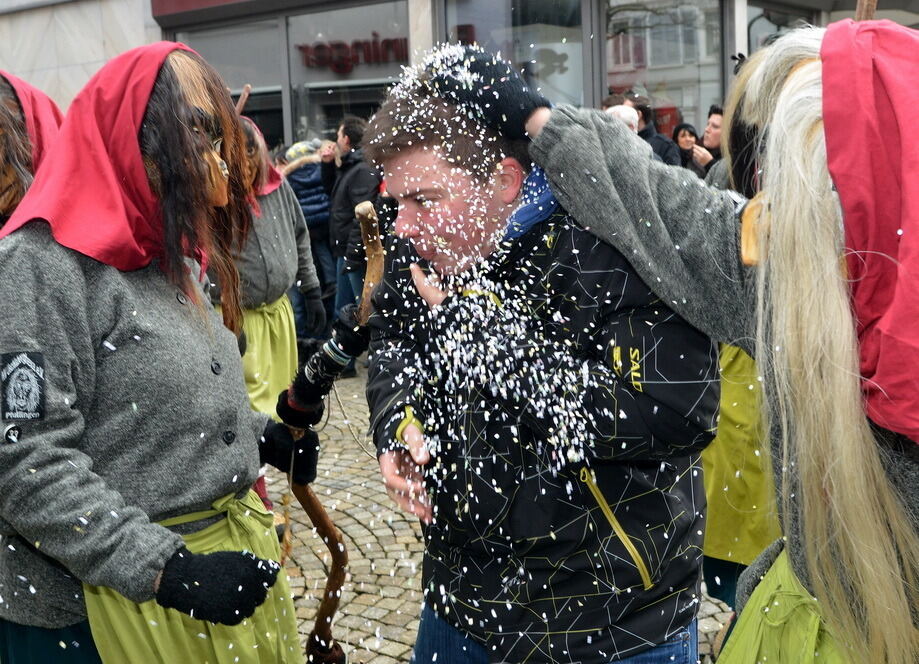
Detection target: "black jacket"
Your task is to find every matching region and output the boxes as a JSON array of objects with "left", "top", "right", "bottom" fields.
[
  {"left": 638, "top": 124, "right": 681, "bottom": 166},
  {"left": 367, "top": 212, "right": 720, "bottom": 662},
  {"left": 321, "top": 148, "right": 381, "bottom": 264}
]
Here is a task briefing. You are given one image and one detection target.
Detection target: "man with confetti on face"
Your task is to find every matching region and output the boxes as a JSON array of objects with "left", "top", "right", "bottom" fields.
[{"left": 364, "top": 45, "right": 720, "bottom": 664}]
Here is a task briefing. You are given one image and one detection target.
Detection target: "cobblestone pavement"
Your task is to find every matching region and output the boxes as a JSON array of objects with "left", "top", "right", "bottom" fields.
[{"left": 266, "top": 369, "right": 732, "bottom": 664}]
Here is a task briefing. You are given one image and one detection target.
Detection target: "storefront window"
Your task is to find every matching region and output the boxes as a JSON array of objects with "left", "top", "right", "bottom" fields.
[
  {"left": 446, "top": 0, "right": 584, "bottom": 106},
  {"left": 747, "top": 4, "right": 811, "bottom": 53},
  {"left": 176, "top": 20, "right": 284, "bottom": 148},
  {"left": 288, "top": 1, "right": 408, "bottom": 143},
  {"left": 606, "top": 0, "right": 722, "bottom": 137}
]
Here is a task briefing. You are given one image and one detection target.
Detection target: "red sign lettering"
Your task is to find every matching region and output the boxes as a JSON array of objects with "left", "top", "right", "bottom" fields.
[{"left": 296, "top": 32, "right": 408, "bottom": 74}]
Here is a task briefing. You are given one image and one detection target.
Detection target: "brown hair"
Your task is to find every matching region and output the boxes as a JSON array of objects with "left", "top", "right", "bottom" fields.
[
  {"left": 364, "top": 83, "right": 531, "bottom": 180},
  {"left": 140, "top": 50, "right": 250, "bottom": 334},
  {"left": 0, "top": 76, "right": 33, "bottom": 219},
  {"left": 240, "top": 116, "right": 269, "bottom": 192}
]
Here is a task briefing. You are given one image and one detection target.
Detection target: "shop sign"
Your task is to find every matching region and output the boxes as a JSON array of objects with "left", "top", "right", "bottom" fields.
[{"left": 296, "top": 32, "right": 409, "bottom": 75}]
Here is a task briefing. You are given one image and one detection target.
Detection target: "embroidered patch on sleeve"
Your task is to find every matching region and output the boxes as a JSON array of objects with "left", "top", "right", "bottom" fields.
[{"left": 1, "top": 352, "right": 46, "bottom": 422}]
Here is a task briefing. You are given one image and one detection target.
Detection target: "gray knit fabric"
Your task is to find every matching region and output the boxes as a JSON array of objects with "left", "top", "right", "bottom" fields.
[
  {"left": 531, "top": 106, "right": 754, "bottom": 352},
  {"left": 531, "top": 104, "right": 919, "bottom": 610},
  {"left": 211, "top": 179, "right": 319, "bottom": 308},
  {"left": 0, "top": 223, "right": 266, "bottom": 628}
]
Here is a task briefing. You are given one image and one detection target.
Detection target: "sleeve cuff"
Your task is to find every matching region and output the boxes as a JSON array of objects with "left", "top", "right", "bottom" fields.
[{"left": 395, "top": 405, "right": 424, "bottom": 445}]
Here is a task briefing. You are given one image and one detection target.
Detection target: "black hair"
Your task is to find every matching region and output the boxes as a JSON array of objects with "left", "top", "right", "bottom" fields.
[
  {"left": 339, "top": 115, "right": 368, "bottom": 148},
  {"left": 629, "top": 94, "right": 654, "bottom": 125},
  {"left": 709, "top": 104, "right": 724, "bottom": 118}
]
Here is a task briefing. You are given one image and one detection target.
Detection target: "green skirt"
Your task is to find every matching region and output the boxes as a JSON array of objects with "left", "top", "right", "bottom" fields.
[
  {"left": 241, "top": 296, "right": 298, "bottom": 419},
  {"left": 717, "top": 550, "right": 849, "bottom": 663},
  {"left": 83, "top": 491, "right": 302, "bottom": 664}
]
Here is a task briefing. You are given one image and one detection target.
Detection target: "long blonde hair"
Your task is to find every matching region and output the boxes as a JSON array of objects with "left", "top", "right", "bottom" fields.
[{"left": 724, "top": 28, "right": 919, "bottom": 663}]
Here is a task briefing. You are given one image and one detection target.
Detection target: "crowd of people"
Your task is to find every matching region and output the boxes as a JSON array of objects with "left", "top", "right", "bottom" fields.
[{"left": 0, "top": 16, "right": 917, "bottom": 664}]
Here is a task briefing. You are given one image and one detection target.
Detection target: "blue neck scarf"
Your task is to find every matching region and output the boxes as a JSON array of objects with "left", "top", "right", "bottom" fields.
[{"left": 504, "top": 166, "right": 559, "bottom": 240}]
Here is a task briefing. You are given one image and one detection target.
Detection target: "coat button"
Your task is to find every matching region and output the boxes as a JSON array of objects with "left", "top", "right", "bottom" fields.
[
  {"left": 222, "top": 430, "right": 236, "bottom": 445},
  {"left": 176, "top": 292, "right": 188, "bottom": 305},
  {"left": 211, "top": 359, "right": 222, "bottom": 375}
]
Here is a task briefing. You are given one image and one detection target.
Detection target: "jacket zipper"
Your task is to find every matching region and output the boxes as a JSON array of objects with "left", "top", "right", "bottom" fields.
[{"left": 580, "top": 467, "right": 654, "bottom": 590}]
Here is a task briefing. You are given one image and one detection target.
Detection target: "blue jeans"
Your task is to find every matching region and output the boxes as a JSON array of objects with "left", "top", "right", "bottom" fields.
[
  {"left": 411, "top": 604, "right": 698, "bottom": 664},
  {"left": 333, "top": 257, "right": 357, "bottom": 314},
  {"left": 311, "top": 237, "right": 336, "bottom": 289}
]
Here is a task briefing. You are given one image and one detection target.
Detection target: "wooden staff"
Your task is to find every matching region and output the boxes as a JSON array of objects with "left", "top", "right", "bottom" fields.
[
  {"left": 292, "top": 481, "right": 348, "bottom": 664},
  {"left": 234, "top": 83, "right": 252, "bottom": 115},
  {"left": 855, "top": 0, "right": 878, "bottom": 21},
  {"left": 355, "top": 200, "right": 386, "bottom": 325}
]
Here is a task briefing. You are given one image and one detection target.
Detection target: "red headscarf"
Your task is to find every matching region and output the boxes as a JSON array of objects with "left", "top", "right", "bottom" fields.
[
  {"left": 0, "top": 42, "right": 195, "bottom": 270},
  {"left": 822, "top": 19, "right": 919, "bottom": 443},
  {"left": 1, "top": 70, "right": 63, "bottom": 170}
]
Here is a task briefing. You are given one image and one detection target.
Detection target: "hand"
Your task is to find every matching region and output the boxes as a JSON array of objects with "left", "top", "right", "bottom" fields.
[
  {"left": 320, "top": 144, "right": 336, "bottom": 163},
  {"left": 259, "top": 422, "right": 320, "bottom": 485},
  {"left": 302, "top": 287, "right": 327, "bottom": 336},
  {"left": 410, "top": 263, "right": 446, "bottom": 309},
  {"left": 525, "top": 107, "right": 552, "bottom": 140},
  {"left": 379, "top": 423, "right": 432, "bottom": 523},
  {"left": 154, "top": 546, "right": 280, "bottom": 625},
  {"left": 692, "top": 144, "right": 714, "bottom": 167},
  {"left": 424, "top": 45, "right": 550, "bottom": 139}
]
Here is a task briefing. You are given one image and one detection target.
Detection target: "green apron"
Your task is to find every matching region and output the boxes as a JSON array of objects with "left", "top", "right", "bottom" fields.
[
  {"left": 83, "top": 491, "right": 302, "bottom": 664},
  {"left": 717, "top": 550, "right": 849, "bottom": 663},
  {"left": 702, "top": 345, "right": 781, "bottom": 566},
  {"left": 238, "top": 296, "right": 298, "bottom": 420}
]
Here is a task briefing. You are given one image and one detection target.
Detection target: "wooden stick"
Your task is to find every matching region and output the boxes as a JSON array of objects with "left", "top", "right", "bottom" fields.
[
  {"left": 855, "top": 0, "right": 878, "bottom": 21},
  {"left": 291, "top": 481, "right": 348, "bottom": 655},
  {"left": 355, "top": 200, "right": 386, "bottom": 325},
  {"left": 235, "top": 83, "right": 252, "bottom": 115}
]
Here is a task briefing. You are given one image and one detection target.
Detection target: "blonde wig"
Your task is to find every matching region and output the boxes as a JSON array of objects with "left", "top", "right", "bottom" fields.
[{"left": 724, "top": 27, "right": 919, "bottom": 664}]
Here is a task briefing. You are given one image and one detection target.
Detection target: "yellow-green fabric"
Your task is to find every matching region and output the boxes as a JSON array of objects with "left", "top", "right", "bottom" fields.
[
  {"left": 224, "top": 295, "right": 298, "bottom": 420},
  {"left": 702, "top": 345, "right": 781, "bottom": 565},
  {"left": 717, "top": 550, "right": 849, "bottom": 664},
  {"left": 82, "top": 491, "right": 302, "bottom": 664}
]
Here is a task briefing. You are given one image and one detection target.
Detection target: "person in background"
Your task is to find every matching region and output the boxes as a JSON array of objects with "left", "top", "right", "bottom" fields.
[
  {"left": 671, "top": 122, "right": 706, "bottom": 178},
  {"left": 693, "top": 105, "right": 724, "bottom": 179},
  {"left": 605, "top": 104, "right": 639, "bottom": 132},
  {"left": 625, "top": 94, "right": 681, "bottom": 165},
  {"left": 321, "top": 115, "right": 381, "bottom": 377},
  {"left": 600, "top": 92, "right": 625, "bottom": 110},
  {"left": 284, "top": 138, "right": 337, "bottom": 340},
  {"left": 208, "top": 116, "right": 323, "bottom": 510}
]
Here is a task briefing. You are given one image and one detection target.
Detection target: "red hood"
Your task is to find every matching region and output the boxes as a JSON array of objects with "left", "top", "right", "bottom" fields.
[
  {"left": 0, "top": 42, "right": 194, "bottom": 270},
  {"left": 1, "top": 70, "right": 63, "bottom": 171},
  {"left": 822, "top": 19, "right": 919, "bottom": 443}
]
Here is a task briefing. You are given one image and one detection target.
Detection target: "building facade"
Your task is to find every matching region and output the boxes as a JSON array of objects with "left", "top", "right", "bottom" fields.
[{"left": 2, "top": 0, "right": 918, "bottom": 149}]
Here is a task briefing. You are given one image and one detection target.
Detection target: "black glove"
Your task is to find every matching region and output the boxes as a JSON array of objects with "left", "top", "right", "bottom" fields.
[
  {"left": 260, "top": 421, "right": 319, "bottom": 485},
  {"left": 155, "top": 546, "right": 279, "bottom": 625},
  {"left": 302, "top": 287, "right": 327, "bottom": 337},
  {"left": 423, "top": 45, "right": 550, "bottom": 139},
  {"left": 331, "top": 303, "right": 370, "bottom": 358}
]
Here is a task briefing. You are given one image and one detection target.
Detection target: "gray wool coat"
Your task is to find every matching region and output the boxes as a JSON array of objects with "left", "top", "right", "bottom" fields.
[
  {"left": 530, "top": 105, "right": 919, "bottom": 610},
  {"left": 0, "top": 223, "right": 267, "bottom": 628}
]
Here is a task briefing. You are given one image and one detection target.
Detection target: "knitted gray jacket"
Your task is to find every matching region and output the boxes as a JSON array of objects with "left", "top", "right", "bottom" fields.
[
  {"left": 530, "top": 105, "right": 919, "bottom": 609},
  {"left": 0, "top": 223, "right": 267, "bottom": 628},
  {"left": 209, "top": 179, "right": 320, "bottom": 308}
]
